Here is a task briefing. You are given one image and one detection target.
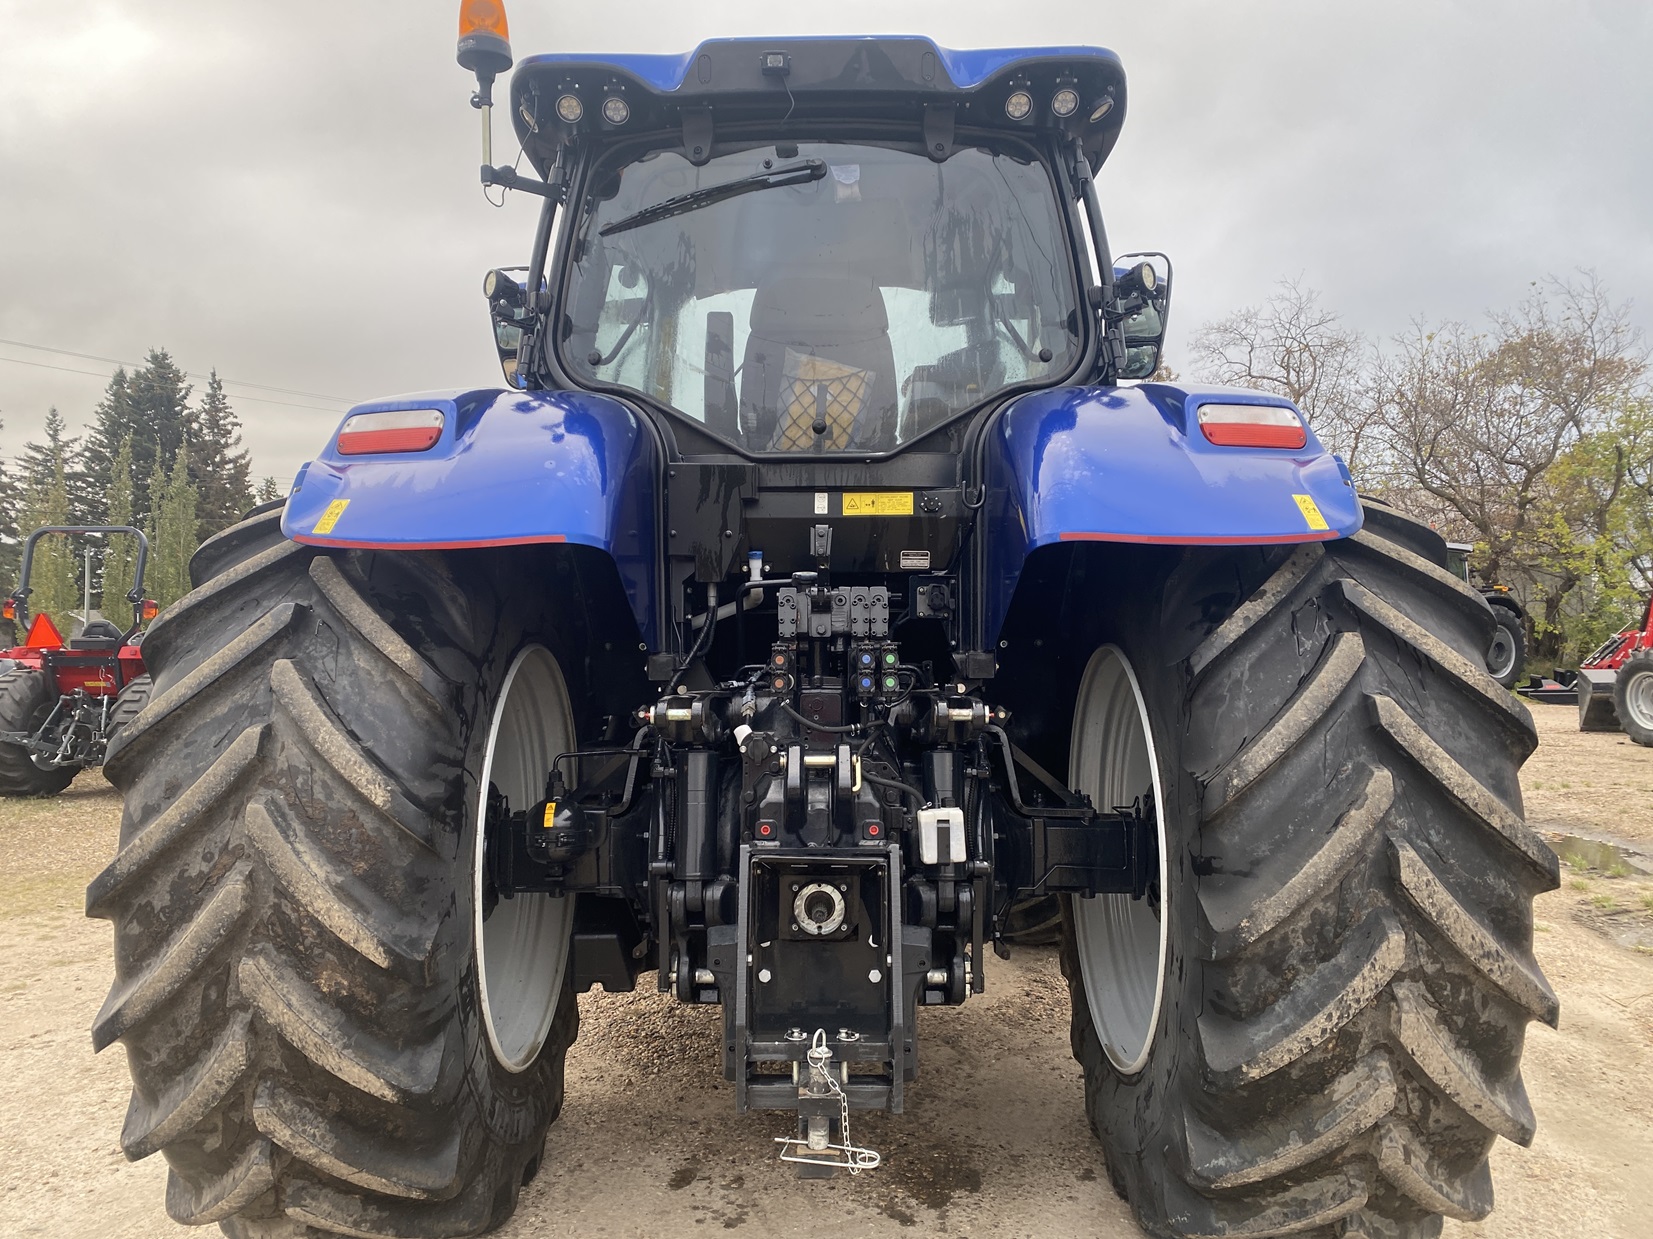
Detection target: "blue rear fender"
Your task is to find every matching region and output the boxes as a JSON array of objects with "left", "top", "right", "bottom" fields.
[
  {"left": 282, "top": 389, "right": 661, "bottom": 647},
  {"left": 979, "top": 382, "right": 1361, "bottom": 644}
]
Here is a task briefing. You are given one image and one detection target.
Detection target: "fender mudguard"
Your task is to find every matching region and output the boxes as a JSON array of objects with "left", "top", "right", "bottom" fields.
[
  {"left": 980, "top": 382, "right": 1361, "bottom": 644},
  {"left": 283, "top": 389, "right": 660, "bottom": 646}
]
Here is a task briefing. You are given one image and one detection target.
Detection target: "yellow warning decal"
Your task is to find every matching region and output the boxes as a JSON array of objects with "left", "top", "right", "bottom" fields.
[
  {"left": 313, "top": 499, "right": 350, "bottom": 535},
  {"left": 842, "top": 492, "right": 915, "bottom": 517},
  {"left": 1292, "top": 494, "right": 1330, "bottom": 532}
]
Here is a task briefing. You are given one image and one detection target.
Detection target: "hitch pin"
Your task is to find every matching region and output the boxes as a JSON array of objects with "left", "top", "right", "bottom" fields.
[{"left": 774, "top": 1030, "right": 882, "bottom": 1174}]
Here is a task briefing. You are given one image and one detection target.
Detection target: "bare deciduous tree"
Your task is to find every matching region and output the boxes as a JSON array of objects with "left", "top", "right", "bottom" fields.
[
  {"left": 1192, "top": 277, "right": 1380, "bottom": 474},
  {"left": 1190, "top": 272, "right": 1650, "bottom": 666},
  {"left": 1374, "top": 275, "right": 1648, "bottom": 659}
]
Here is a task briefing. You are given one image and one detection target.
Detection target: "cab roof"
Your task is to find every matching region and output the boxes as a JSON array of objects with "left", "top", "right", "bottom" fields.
[{"left": 510, "top": 36, "right": 1127, "bottom": 173}]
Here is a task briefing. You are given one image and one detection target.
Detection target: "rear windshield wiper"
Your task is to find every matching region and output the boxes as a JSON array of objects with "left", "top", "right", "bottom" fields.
[{"left": 598, "top": 159, "right": 827, "bottom": 237}]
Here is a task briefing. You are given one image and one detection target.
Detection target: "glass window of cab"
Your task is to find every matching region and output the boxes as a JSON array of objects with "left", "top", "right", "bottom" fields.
[{"left": 561, "top": 140, "right": 1082, "bottom": 453}]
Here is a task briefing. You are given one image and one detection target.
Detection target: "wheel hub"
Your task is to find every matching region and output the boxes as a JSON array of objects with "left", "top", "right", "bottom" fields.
[
  {"left": 1626, "top": 668, "right": 1653, "bottom": 730},
  {"left": 1485, "top": 628, "right": 1517, "bottom": 681},
  {"left": 1069, "top": 646, "right": 1169, "bottom": 1074},
  {"left": 473, "top": 645, "right": 576, "bottom": 1073}
]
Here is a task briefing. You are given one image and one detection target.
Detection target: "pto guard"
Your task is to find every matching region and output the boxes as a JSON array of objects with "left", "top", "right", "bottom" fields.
[
  {"left": 283, "top": 389, "right": 660, "bottom": 646},
  {"left": 981, "top": 382, "right": 1361, "bottom": 643}
]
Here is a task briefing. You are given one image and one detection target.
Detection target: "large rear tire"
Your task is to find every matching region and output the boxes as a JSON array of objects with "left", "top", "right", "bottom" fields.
[
  {"left": 88, "top": 506, "right": 587, "bottom": 1237},
  {"left": 0, "top": 667, "right": 77, "bottom": 797},
  {"left": 1615, "top": 651, "right": 1653, "bottom": 747},
  {"left": 1059, "top": 501, "right": 1558, "bottom": 1238},
  {"left": 1483, "top": 602, "right": 1524, "bottom": 690}
]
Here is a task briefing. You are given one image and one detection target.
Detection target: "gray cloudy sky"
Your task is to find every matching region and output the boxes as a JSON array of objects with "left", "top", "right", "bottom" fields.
[{"left": 2, "top": 1, "right": 1650, "bottom": 483}]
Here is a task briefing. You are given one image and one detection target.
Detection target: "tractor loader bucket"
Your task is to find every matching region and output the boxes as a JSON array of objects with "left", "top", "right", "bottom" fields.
[{"left": 1578, "top": 669, "right": 1621, "bottom": 731}]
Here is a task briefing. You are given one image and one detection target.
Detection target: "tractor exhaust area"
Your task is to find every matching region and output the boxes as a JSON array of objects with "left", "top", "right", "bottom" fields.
[{"left": 1, "top": 701, "right": 1649, "bottom": 1238}]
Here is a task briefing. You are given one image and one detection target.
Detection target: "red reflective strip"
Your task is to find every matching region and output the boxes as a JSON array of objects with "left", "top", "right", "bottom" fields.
[
  {"left": 337, "top": 426, "right": 443, "bottom": 455},
  {"left": 1200, "top": 423, "right": 1308, "bottom": 449},
  {"left": 293, "top": 533, "right": 568, "bottom": 550},
  {"left": 1058, "top": 530, "right": 1339, "bottom": 545}
]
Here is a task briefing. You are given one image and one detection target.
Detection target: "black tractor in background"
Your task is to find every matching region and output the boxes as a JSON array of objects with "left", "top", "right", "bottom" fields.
[{"left": 1446, "top": 541, "right": 1527, "bottom": 688}]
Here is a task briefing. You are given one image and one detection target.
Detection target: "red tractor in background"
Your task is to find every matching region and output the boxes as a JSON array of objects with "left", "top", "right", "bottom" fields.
[
  {"left": 1572, "top": 596, "right": 1653, "bottom": 745},
  {"left": 0, "top": 525, "right": 156, "bottom": 796},
  {"left": 1519, "top": 593, "right": 1653, "bottom": 746}
]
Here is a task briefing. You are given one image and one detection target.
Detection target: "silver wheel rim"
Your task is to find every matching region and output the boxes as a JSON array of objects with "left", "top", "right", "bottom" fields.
[
  {"left": 473, "top": 645, "right": 576, "bottom": 1073},
  {"left": 1070, "top": 646, "right": 1169, "bottom": 1075},
  {"left": 1627, "top": 670, "right": 1653, "bottom": 730},
  {"left": 1485, "top": 626, "right": 1517, "bottom": 681}
]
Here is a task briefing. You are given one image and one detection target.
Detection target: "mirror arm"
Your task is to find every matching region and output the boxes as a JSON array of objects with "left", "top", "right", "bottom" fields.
[
  {"left": 1069, "top": 137, "right": 1126, "bottom": 382},
  {"left": 483, "top": 164, "right": 560, "bottom": 199}
]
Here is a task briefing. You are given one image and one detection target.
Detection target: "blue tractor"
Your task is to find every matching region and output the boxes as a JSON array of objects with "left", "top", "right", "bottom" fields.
[{"left": 92, "top": 8, "right": 1558, "bottom": 1236}]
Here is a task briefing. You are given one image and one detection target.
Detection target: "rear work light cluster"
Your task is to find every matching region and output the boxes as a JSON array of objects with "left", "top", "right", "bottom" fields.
[
  {"left": 336, "top": 409, "right": 445, "bottom": 455},
  {"left": 1196, "top": 403, "right": 1307, "bottom": 450}
]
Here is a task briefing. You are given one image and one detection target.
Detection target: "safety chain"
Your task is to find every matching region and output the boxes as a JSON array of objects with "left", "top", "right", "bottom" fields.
[{"left": 773, "top": 1029, "right": 882, "bottom": 1174}]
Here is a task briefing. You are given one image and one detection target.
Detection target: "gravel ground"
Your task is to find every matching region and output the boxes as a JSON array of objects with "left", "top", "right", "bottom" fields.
[
  {"left": 1, "top": 701, "right": 1650, "bottom": 1237},
  {"left": 1522, "top": 703, "right": 1653, "bottom": 844}
]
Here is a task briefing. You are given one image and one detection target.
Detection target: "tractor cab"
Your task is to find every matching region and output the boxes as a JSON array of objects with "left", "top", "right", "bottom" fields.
[{"left": 482, "top": 36, "right": 1166, "bottom": 453}]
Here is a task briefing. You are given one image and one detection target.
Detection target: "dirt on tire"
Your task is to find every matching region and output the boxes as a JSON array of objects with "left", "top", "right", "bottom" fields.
[
  {"left": 1057, "top": 502, "right": 1557, "bottom": 1238},
  {"left": 89, "top": 508, "right": 585, "bottom": 1235}
]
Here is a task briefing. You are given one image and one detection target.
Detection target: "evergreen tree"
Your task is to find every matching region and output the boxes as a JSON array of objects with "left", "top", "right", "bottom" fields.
[
  {"left": 20, "top": 408, "right": 97, "bottom": 534},
  {"left": 143, "top": 457, "right": 165, "bottom": 606},
  {"left": 142, "top": 462, "right": 163, "bottom": 607},
  {"left": 151, "top": 446, "right": 200, "bottom": 609},
  {"left": 102, "top": 435, "right": 139, "bottom": 622},
  {"left": 82, "top": 351, "right": 192, "bottom": 524},
  {"left": 0, "top": 415, "right": 18, "bottom": 589},
  {"left": 17, "top": 457, "right": 79, "bottom": 635},
  {"left": 187, "top": 371, "right": 253, "bottom": 538},
  {"left": 19, "top": 408, "right": 79, "bottom": 490},
  {"left": 255, "top": 476, "right": 283, "bottom": 506}
]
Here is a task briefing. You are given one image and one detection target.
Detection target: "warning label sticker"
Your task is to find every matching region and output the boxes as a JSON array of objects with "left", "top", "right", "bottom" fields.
[
  {"left": 842, "top": 492, "right": 915, "bottom": 517},
  {"left": 313, "top": 499, "right": 350, "bottom": 535},
  {"left": 1292, "top": 494, "right": 1330, "bottom": 532}
]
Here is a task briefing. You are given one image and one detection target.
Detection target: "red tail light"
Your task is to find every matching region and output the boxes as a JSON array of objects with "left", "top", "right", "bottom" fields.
[
  {"left": 140, "top": 600, "right": 160, "bottom": 621},
  {"left": 337, "top": 409, "right": 445, "bottom": 455},
  {"left": 1197, "top": 403, "right": 1307, "bottom": 450},
  {"left": 1, "top": 599, "right": 13, "bottom": 621}
]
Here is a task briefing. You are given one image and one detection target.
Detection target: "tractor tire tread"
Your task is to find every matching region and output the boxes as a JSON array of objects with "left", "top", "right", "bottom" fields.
[
  {"left": 92, "top": 504, "right": 575, "bottom": 1236},
  {"left": 1064, "top": 499, "right": 1555, "bottom": 1239}
]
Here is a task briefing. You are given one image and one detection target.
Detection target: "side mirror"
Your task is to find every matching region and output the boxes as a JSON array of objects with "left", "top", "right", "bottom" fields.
[
  {"left": 484, "top": 267, "right": 531, "bottom": 387},
  {"left": 1110, "top": 253, "right": 1172, "bottom": 380}
]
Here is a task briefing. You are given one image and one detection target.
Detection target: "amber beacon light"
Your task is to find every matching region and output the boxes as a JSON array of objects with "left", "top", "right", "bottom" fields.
[{"left": 457, "top": 0, "right": 513, "bottom": 78}]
